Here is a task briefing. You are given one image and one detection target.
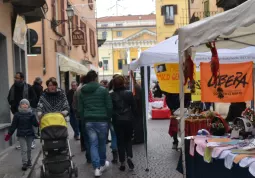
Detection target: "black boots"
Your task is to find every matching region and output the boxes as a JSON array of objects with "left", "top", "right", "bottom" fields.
[{"left": 111, "top": 150, "right": 118, "bottom": 164}]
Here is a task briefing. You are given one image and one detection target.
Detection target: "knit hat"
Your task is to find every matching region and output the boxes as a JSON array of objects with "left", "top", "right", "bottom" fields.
[{"left": 20, "top": 99, "right": 30, "bottom": 107}]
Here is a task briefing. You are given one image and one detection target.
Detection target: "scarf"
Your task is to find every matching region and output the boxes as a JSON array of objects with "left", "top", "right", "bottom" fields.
[
  {"left": 9, "top": 82, "right": 29, "bottom": 103},
  {"left": 18, "top": 106, "right": 32, "bottom": 113}
]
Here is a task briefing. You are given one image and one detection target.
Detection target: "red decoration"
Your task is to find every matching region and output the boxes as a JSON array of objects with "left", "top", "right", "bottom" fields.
[
  {"left": 183, "top": 55, "right": 195, "bottom": 93},
  {"left": 207, "top": 41, "right": 219, "bottom": 85},
  {"left": 206, "top": 41, "right": 224, "bottom": 99}
]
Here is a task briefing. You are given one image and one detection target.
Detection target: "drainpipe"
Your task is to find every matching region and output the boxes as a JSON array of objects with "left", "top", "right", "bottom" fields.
[
  {"left": 42, "top": 19, "right": 46, "bottom": 75},
  {"left": 188, "top": 0, "right": 191, "bottom": 23}
]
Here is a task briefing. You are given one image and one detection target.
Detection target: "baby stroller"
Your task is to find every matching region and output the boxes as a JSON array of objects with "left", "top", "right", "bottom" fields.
[{"left": 40, "top": 113, "right": 78, "bottom": 178}]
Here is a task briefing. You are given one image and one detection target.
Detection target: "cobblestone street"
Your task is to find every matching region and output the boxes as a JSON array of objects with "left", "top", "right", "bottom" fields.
[{"left": 31, "top": 120, "right": 182, "bottom": 178}]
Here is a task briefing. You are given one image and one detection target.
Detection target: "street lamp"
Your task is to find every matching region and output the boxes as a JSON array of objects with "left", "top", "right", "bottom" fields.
[{"left": 51, "top": 5, "right": 74, "bottom": 28}]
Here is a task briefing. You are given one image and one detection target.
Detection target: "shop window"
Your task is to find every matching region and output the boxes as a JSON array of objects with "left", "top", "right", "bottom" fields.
[
  {"left": 116, "top": 23, "right": 123, "bottom": 27},
  {"left": 89, "top": 29, "right": 96, "bottom": 57},
  {"left": 116, "top": 31, "right": 122, "bottom": 37},
  {"left": 101, "top": 24, "right": 108, "bottom": 27},
  {"left": 80, "top": 20, "right": 88, "bottom": 53},
  {"left": 102, "top": 31, "right": 107, "bottom": 39},
  {"left": 118, "top": 59, "right": 123, "bottom": 70},
  {"left": 161, "top": 5, "right": 177, "bottom": 25}
]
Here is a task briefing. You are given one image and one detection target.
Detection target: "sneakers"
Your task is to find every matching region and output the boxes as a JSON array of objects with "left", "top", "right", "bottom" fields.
[
  {"left": 94, "top": 168, "right": 102, "bottom": 177},
  {"left": 31, "top": 141, "right": 36, "bottom": 149},
  {"left": 100, "top": 161, "right": 110, "bottom": 173},
  {"left": 119, "top": 162, "right": 126, "bottom": 172},
  {"left": 16, "top": 145, "right": 21, "bottom": 150},
  {"left": 111, "top": 151, "right": 118, "bottom": 164}
]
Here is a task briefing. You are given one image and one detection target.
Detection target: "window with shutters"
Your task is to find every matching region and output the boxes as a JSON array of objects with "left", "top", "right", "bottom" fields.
[
  {"left": 204, "top": 0, "right": 210, "bottom": 17},
  {"left": 118, "top": 59, "right": 123, "bottom": 70},
  {"left": 60, "top": 0, "right": 65, "bottom": 36},
  {"left": 88, "top": 0, "right": 93, "bottom": 10},
  {"left": 89, "top": 29, "right": 96, "bottom": 57},
  {"left": 80, "top": 20, "right": 88, "bottom": 53},
  {"left": 161, "top": 5, "right": 177, "bottom": 25}
]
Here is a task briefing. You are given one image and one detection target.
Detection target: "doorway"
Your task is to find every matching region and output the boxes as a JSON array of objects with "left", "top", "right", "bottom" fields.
[{"left": 0, "top": 33, "right": 10, "bottom": 123}]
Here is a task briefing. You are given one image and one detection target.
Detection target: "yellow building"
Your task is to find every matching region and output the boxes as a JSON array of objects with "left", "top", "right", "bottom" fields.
[
  {"left": 97, "top": 14, "right": 156, "bottom": 81},
  {"left": 156, "top": 0, "right": 223, "bottom": 42},
  {"left": 156, "top": 0, "right": 189, "bottom": 42}
]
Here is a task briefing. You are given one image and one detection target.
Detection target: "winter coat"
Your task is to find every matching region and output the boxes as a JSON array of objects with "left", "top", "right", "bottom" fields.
[
  {"left": 37, "top": 89, "right": 69, "bottom": 116},
  {"left": 79, "top": 82, "right": 112, "bottom": 122},
  {"left": 66, "top": 89, "right": 75, "bottom": 112},
  {"left": 8, "top": 112, "right": 38, "bottom": 137},
  {"left": 110, "top": 87, "right": 136, "bottom": 123},
  {"left": 8, "top": 83, "right": 37, "bottom": 114},
  {"left": 32, "top": 82, "right": 43, "bottom": 105}
]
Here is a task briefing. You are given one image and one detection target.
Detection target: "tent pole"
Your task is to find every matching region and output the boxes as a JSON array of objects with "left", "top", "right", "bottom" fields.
[
  {"left": 179, "top": 53, "right": 186, "bottom": 178},
  {"left": 144, "top": 66, "right": 150, "bottom": 171},
  {"left": 141, "top": 66, "right": 149, "bottom": 172}
]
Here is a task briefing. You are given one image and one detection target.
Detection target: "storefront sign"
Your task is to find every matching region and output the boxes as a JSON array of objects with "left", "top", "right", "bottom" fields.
[
  {"left": 154, "top": 63, "right": 192, "bottom": 93},
  {"left": 200, "top": 62, "right": 253, "bottom": 102},
  {"left": 72, "top": 30, "right": 85, "bottom": 46}
]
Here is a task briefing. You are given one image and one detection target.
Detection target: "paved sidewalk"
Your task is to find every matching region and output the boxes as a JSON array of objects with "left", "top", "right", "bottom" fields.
[
  {"left": 0, "top": 138, "right": 41, "bottom": 178},
  {"left": 31, "top": 120, "right": 182, "bottom": 178}
]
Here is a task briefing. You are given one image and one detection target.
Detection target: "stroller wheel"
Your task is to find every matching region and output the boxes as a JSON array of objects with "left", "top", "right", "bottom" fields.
[
  {"left": 40, "top": 166, "right": 45, "bottom": 178},
  {"left": 74, "top": 167, "right": 78, "bottom": 177},
  {"left": 68, "top": 167, "right": 73, "bottom": 178}
]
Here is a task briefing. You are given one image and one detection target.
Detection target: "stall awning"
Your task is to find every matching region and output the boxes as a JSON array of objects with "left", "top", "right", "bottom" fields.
[{"left": 58, "top": 54, "right": 89, "bottom": 75}]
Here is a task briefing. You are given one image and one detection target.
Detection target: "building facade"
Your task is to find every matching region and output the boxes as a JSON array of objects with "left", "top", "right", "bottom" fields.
[
  {"left": 97, "top": 14, "right": 156, "bottom": 81},
  {"left": 0, "top": 0, "right": 46, "bottom": 150},
  {"left": 156, "top": 0, "right": 189, "bottom": 42},
  {"left": 27, "top": 0, "right": 99, "bottom": 91}
]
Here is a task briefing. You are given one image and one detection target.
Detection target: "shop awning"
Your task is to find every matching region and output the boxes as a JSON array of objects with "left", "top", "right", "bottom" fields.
[{"left": 58, "top": 54, "right": 89, "bottom": 75}]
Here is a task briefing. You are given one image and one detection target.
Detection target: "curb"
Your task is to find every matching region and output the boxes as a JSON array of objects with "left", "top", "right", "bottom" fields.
[{"left": 22, "top": 149, "right": 42, "bottom": 178}]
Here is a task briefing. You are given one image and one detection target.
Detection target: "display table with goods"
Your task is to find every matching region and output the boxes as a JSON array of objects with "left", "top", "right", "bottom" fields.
[
  {"left": 149, "top": 90, "right": 171, "bottom": 120},
  {"left": 176, "top": 108, "right": 255, "bottom": 178}
]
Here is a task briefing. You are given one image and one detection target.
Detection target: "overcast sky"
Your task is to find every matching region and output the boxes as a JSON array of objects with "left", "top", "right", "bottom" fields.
[{"left": 96, "top": 0, "right": 155, "bottom": 18}]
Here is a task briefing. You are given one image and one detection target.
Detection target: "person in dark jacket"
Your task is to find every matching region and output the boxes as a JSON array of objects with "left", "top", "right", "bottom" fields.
[
  {"left": 8, "top": 72, "right": 37, "bottom": 149},
  {"left": 8, "top": 72, "right": 37, "bottom": 114},
  {"left": 153, "top": 82, "right": 162, "bottom": 98},
  {"left": 133, "top": 81, "right": 144, "bottom": 144},
  {"left": 4, "top": 99, "right": 38, "bottom": 171},
  {"left": 79, "top": 70, "right": 113, "bottom": 177},
  {"left": 32, "top": 77, "right": 43, "bottom": 104},
  {"left": 226, "top": 102, "right": 247, "bottom": 122},
  {"left": 32, "top": 77, "right": 43, "bottom": 138},
  {"left": 67, "top": 81, "right": 80, "bottom": 140},
  {"left": 110, "top": 75, "right": 136, "bottom": 171}
]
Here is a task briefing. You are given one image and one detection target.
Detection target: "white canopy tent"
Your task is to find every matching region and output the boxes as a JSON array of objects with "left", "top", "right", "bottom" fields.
[{"left": 178, "top": 0, "right": 255, "bottom": 177}]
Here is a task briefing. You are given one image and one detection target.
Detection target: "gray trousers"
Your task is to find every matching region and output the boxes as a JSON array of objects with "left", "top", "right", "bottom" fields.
[{"left": 19, "top": 136, "right": 33, "bottom": 164}]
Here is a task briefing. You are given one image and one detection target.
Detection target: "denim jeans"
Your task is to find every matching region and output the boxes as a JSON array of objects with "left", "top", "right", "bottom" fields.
[
  {"left": 70, "top": 111, "right": 80, "bottom": 137},
  {"left": 109, "top": 123, "right": 117, "bottom": 151},
  {"left": 86, "top": 122, "right": 108, "bottom": 169}
]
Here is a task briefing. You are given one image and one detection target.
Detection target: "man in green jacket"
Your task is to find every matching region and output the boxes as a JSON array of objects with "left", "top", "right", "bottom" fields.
[{"left": 79, "top": 70, "right": 112, "bottom": 177}]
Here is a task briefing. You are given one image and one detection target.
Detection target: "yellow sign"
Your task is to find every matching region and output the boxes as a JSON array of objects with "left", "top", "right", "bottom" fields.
[
  {"left": 154, "top": 63, "right": 190, "bottom": 93},
  {"left": 192, "top": 71, "right": 201, "bottom": 101}
]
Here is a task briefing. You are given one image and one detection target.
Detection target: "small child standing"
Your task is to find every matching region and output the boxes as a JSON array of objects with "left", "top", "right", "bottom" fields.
[{"left": 5, "top": 99, "right": 39, "bottom": 171}]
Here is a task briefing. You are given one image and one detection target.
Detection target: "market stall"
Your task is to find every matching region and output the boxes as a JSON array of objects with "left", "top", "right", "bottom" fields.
[{"left": 177, "top": 0, "right": 255, "bottom": 177}]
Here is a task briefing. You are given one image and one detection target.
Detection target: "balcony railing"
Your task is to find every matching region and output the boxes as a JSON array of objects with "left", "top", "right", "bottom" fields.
[{"left": 194, "top": 11, "right": 219, "bottom": 19}]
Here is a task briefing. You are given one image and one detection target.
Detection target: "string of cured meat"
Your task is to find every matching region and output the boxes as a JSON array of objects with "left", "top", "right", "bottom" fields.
[
  {"left": 183, "top": 53, "right": 195, "bottom": 94},
  {"left": 206, "top": 41, "right": 224, "bottom": 99}
]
